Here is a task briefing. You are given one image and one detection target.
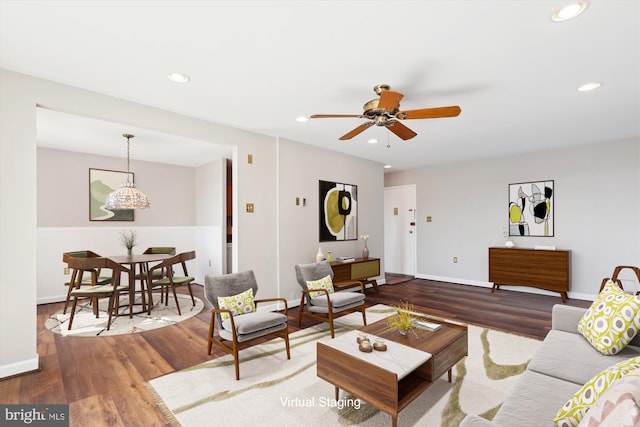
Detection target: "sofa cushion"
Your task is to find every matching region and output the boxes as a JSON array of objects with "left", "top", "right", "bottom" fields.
[
  {"left": 578, "top": 281, "right": 640, "bottom": 355},
  {"left": 220, "top": 310, "right": 287, "bottom": 336},
  {"left": 217, "top": 288, "right": 256, "bottom": 321},
  {"left": 528, "top": 330, "right": 640, "bottom": 386},
  {"left": 306, "top": 274, "right": 334, "bottom": 299},
  {"left": 577, "top": 368, "right": 640, "bottom": 427},
  {"left": 554, "top": 356, "right": 640, "bottom": 427},
  {"left": 490, "top": 370, "right": 581, "bottom": 427}
]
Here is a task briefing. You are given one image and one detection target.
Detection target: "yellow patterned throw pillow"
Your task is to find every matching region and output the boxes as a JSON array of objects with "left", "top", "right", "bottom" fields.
[
  {"left": 306, "top": 275, "right": 335, "bottom": 299},
  {"left": 217, "top": 288, "right": 256, "bottom": 321},
  {"left": 554, "top": 356, "right": 640, "bottom": 427},
  {"left": 577, "top": 280, "right": 640, "bottom": 355}
]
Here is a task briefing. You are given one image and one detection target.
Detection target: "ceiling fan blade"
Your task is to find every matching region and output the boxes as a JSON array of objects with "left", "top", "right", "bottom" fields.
[
  {"left": 386, "top": 120, "right": 417, "bottom": 140},
  {"left": 397, "top": 105, "right": 461, "bottom": 120},
  {"left": 377, "top": 90, "right": 404, "bottom": 111},
  {"left": 310, "top": 114, "right": 363, "bottom": 119},
  {"left": 339, "top": 122, "right": 374, "bottom": 140}
]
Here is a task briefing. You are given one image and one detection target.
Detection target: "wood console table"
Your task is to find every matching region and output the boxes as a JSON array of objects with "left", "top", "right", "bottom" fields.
[
  {"left": 488, "top": 247, "right": 571, "bottom": 302},
  {"left": 330, "top": 257, "right": 380, "bottom": 293}
]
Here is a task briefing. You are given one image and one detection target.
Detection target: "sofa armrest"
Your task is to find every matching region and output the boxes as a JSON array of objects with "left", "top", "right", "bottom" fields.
[
  {"left": 551, "top": 304, "right": 587, "bottom": 334},
  {"left": 459, "top": 414, "right": 498, "bottom": 427}
]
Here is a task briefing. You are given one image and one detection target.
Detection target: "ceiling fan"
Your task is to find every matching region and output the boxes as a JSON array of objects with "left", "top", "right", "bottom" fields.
[{"left": 311, "top": 84, "right": 461, "bottom": 141}]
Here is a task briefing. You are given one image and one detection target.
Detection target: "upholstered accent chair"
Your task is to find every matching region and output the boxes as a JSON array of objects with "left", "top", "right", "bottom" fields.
[
  {"left": 205, "top": 270, "right": 290, "bottom": 380},
  {"left": 295, "top": 261, "right": 367, "bottom": 338}
]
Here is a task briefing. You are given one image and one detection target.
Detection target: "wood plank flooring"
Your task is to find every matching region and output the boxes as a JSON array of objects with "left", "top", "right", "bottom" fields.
[{"left": 1, "top": 278, "right": 592, "bottom": 427}]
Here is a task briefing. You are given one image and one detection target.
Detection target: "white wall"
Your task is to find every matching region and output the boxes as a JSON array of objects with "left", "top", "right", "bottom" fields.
[
  {"left": 0, "top": 69, "right": 385, "bottom": 378},
  {"left": 195, "top": 158, "right": 228, "bottom": 276},
  {"left": 277, "top": 138, "right": 386, "bottom": 305},
  {"left": 384, "top": 137, "right": 640, "bottom": 299},
  {"left": 37, "top": 147, "right": 197, "bottom": 226},
  {"left": 35, "top": 148, "right": 226, "bottom": 303},
  {"left": 37, "top": 226, "right": 219, "bottom": 304}
]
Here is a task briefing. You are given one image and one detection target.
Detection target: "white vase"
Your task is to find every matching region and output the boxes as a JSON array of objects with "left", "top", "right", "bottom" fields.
[{"left": 316, "top": 247, "right": 324, "bottom": 262}]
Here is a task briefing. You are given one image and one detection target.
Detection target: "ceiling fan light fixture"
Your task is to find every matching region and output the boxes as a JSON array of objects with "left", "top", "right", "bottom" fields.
[
  {"left": 167, "top": 72, "right": 190, "bottom": 83},
  {"left": 551, "top": 2, "right": 589, "bottom": 22},
  {"left": 577, "top": 81, "right": 602, "bottom": 92},
  {"left": 104, "top": 134, "right": 150, "bottom": 210}
]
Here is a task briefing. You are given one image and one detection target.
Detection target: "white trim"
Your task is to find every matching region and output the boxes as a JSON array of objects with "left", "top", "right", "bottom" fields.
[{"left": 0, "top": 355, "right": 39, "bottom": 379}]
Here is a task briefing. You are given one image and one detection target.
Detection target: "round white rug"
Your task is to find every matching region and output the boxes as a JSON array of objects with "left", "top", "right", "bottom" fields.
[{"left": 46, "top": 294, "right": 205, "bottom": 337}]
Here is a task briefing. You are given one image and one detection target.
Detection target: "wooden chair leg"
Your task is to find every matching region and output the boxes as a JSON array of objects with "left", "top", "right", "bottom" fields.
[
  {"left": 63, "top": 269, "right": 78, "bottom": 314},
  {"left": 296, "top": 294, "right": 305, "bottom": 327},
  {"left": 170, "top": 284, "right": 181, "bottom": 315},
  {"left": 284, "top": 332, "right": 291, "bottom": 360},
  {"left": 68, "top": 297, "right": 79, "bottom": 330},
  {"left": 106, "top": 294, "right": 116, "bottom": 330},
  {"left": 187, "top": 282, "right": 195, "bottom": 306},
  {"left": 232, "top": 342, "right": 240, "bottom": 380},
  {"left": 327, "top": 311, "right": 335, "bottom": 338},
  {"left": 361, "top": 306, "right": 367, "bottom": 325},
  {"left": 207, "top": 314, "right": 215, "bottom": 355}
]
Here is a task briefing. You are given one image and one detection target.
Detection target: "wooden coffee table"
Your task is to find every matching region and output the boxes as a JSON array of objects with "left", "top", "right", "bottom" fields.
[{"left": 316, "top": 316, "right": 468, "bottom": 427}]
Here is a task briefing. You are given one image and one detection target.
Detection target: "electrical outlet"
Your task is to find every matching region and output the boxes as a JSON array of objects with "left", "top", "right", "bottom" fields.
[
  {"left": 64, "top": 267, "right": 70, "bottom": 275},
  {"left": 453, "top": 257, "right": 458, "bottom": 263},
  {"left": 208, "top": 260, "right": 212, "bottom": 267},
  {"left": 246, "top": 203, "right": 254, "bottom": 213}
]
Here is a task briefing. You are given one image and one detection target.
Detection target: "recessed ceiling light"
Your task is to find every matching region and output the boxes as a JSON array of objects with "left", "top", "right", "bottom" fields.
[
  {"left": 577, "top": 81, "right": 602, "bottom": 92},
  {"left": 551, "top": 2, "right": 588, "bottom": 22},
  {"left": 367, "top": 138, "right": 378, "bottom": 144},
  {"left": 167, "top": 72, "right": 190, "bottom": 83},
  {"left": 296, "top": 116, "right": 309, "bottom": 122}
]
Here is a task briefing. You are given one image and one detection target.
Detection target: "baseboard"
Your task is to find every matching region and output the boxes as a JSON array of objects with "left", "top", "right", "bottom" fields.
[
  {"left": 416, "top": 273, "right": 595, "bottom": 301},
  {"left": 0, "top": 355, "right": 39, "bottom": 379}
]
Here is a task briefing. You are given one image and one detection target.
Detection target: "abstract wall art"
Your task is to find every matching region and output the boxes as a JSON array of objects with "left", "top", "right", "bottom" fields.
[
  {"left": 319, "top": 180, "right": 358, "bottom": 241},
  {"left": 508, "top": 180, "right": 554, "bottom": 237},
  {"left": 89, "top": 168, "right": 134, "bottom": 221}
]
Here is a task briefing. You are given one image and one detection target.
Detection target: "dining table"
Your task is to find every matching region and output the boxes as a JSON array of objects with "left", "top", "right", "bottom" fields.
[{"left": 108, "top": 253, "right": 173, "bottom": 314}]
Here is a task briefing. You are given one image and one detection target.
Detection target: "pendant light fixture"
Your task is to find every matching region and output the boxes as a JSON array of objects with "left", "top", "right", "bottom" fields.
[{"left": 104, "top": 134, "right": 150, "bottom": 210}]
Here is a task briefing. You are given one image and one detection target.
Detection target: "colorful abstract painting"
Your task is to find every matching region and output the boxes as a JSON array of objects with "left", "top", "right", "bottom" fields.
[
  {"left": 508, "top": 180, "right": 554, "bottom": 237},
  {"left": 319, "top": 180, "right": 358, "bottom": 241}
]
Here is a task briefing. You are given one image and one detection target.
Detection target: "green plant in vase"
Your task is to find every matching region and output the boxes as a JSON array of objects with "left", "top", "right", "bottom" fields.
[
  {"left": 387, "top": 300, "right": 417, "bottom": 336},
  {"left": 120, "top": 230, "right": 137, "bottom": 256}
]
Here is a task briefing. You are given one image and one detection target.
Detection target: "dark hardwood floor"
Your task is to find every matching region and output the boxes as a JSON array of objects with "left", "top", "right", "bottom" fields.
[{"left": 1, "top": 278, "right": 592, "bottom": 427}]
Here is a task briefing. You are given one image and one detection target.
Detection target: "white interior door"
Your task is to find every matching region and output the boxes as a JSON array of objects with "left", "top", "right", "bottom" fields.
[{"left": 384, "top": 185, "right": 416, "bottom": 275}]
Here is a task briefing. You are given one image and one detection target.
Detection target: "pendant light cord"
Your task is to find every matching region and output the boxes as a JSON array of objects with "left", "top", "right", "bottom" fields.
[{"left": 123, "top": 133, "right": 134, "bottom": 183}]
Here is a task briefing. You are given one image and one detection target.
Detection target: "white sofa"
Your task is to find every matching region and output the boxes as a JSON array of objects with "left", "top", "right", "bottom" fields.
[{"left": 460, "top": 304, "right": 640, "bottom": 427}]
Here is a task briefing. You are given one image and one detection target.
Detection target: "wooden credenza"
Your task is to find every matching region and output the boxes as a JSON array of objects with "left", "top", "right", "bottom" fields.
[
  {"left": 488, "top": 247, "right": 571, "bottom": 302},
  {"left": 330, "top": 257, "right": 380, "bottom": 293}
]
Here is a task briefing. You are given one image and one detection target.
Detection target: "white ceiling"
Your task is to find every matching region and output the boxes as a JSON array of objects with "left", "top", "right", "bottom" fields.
[{"left": 1, "top": 1, "right": 639, "bottom": 171}]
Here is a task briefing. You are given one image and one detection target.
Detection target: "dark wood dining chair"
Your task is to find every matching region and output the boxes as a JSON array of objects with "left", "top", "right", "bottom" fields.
[
  {"left": 146, "top": 250, "right": 196, "bottom": 315},
  {"left": 62, "top": 250, "right": 112, "bottom": 314},
  {"left": 65, "top": 256, "right": 133, "bottom": 331},
  {"left": 132, "top": 247, "right": 177, "bottom": 307}
]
